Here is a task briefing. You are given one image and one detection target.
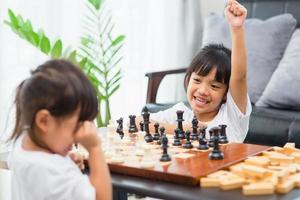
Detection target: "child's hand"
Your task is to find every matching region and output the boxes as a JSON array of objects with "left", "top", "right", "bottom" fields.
[
  {"left": 74, "top": 121, "right": 100, "bottom": 151},
  {"left": 69, "top": 151, "right": 85, "bottom": 170},
  {"left": 224, "top": 0, "right": 247, "bottom": 28}
]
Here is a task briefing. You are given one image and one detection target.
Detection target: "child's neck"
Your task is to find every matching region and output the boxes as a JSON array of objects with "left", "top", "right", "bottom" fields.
[{"left": 22, "top": 134, "right": 52, "bottom": 154}]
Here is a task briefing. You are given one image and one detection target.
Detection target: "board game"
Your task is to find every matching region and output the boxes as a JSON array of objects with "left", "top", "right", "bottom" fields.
[{"left": 77, "top": 107, "right": 271, "bottom": 186}]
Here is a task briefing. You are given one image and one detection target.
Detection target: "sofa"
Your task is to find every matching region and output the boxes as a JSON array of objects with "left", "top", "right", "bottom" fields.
[{"left": 145, "top": 0, "right": 300, "bottom": 148}]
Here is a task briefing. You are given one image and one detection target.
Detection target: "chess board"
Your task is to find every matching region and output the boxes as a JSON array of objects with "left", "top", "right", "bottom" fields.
[{"left": 83, "top": 132, "right": 271, "bottom": 186}]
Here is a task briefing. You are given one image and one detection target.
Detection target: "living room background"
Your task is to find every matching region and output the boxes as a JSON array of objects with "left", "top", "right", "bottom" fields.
[{"left": 0, "top": 0, "right": 225, "bottom": 142}]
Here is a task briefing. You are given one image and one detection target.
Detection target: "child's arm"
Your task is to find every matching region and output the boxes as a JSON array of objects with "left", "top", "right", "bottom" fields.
[
  {"left": 75, "top": 122, "right": 112, "bottom": 200},
  {"left": 225, "top": 0, "right": 248, "bottom": 114}
]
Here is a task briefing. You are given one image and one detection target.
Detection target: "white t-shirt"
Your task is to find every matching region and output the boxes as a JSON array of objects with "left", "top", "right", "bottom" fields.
[
  {"left": 8, "top": 134, "right": 95, "bottom": 200},
  {"left": 150, "top": 92, "right": 252, "bottom": 142}
]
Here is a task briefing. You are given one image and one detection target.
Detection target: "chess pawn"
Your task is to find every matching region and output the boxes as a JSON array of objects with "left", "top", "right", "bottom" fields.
[
  {"left": 157, "top": 127, "right": 165, "bottom": 145},
  {"left": 160, "top": 134, "right": 171, "bottom": 162},
  {"left": 208, "top": 129, "right": 214, "bottom": 147},
  {"left": 140, "top": 145, "right": 155, "bottom": 168},
  {"left": 219, "top": 124, "right": 229, "bottom": 144},
  {"left": 153, "top": 122, "right": 160, "bottom": 140},
  {"left": 190, "top": 116, "right": 198, "bottom": 140},
  {"left": 172, "top": 128, "right": 182, "bottom": 146},
  {"left": 136, "top": 131, "right": 146, "bottom": 156},
  {"left": 139, "top": 121, "right": 144, "bottom": 131},
  {"left": 183, "top": 130, "right": 193, "bottom": 149},
  {"left": 128, "top": 115, "right": 138, "bottom": 133}
]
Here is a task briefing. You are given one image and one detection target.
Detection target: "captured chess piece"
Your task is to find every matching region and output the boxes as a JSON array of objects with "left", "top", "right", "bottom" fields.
[
  {"left": 209, "top": 127, "right": 224, "bottom": 160},
  {"left": 153, "top": 122, "right": 160, "bottom": 140},
  {"left": 142, "top": 106, "right": 153, "bottom": 143},
  {"left": 219, "top": 124, "right": 229, "bottom": 144},
  {"left": 172, "top": 128, "right": 181, "bottom": 146},
  {"left": 128, "top": 115, "right": 138, "bottom": 133},
  {"left": 116, "top": 117, "right": 124, "bottom": 139},
  {"left": 191, "top": 116, "right": 199, "bottom": 140},
  {"left": 157, "top": 127, "right": 165, "bottom": 145},
  {"left": 183, "top": 130, "right": 193, "bottom": 149},
  {"left": 198, "top": 126, "right": 209, "bottom": 150},
  {"left": 160, "top": 134, "right": 171, "bottom": 162},
  {"left": 176, "top": 110, "right": 185, "bottom": 139}
]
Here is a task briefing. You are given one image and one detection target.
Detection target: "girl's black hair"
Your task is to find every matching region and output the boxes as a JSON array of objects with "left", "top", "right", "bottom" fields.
[
  {"left": 10, "top": 59, "right": 98, "bottom": 145},
  {"left": 184, "top": 43, "right": 231, "bottom": 90}
]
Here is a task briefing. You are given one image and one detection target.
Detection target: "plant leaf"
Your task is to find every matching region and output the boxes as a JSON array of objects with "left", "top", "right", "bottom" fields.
[
  {"left": 51, "top": 39, "right": 63, "bottom": 58},
  {"left": 40, "top": 35, "right": 51, "bottom": 54},
  {"left": 8, "top": 9, "right": 19, "bottom": 28},
  {"left": 68, "top": 50, "right": 78, "bottom": 63},
  {"left": 88, "top": 0, "right": 101, "bottom": 10},
  {"left": 112, "top": 35, "right": 125, "bottom": 46},
  {"left": 108, "top": 84, "right": 120, "bottom": 97}
]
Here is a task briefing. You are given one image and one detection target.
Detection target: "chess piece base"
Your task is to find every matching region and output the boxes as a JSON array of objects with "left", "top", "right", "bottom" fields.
[{"left": 209, "top": 150, "right": 224, "bottom": 160}]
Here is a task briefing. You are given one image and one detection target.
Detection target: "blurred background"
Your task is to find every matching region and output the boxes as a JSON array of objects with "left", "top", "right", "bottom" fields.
[{"left": 0, "top": 0, "right": 225, "bottom": 142}]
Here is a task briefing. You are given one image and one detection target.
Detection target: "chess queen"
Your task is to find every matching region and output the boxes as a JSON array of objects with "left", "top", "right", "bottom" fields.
[{"left": 150, "top": 0, "right": 251, "bottom": 143}]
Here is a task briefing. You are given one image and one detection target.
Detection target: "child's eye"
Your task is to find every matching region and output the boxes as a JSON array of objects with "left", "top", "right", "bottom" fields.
[
  {"left": 211, "top": 84, "right": 221, "bottom": 89},
  {"left": 193, "top": 78, "right": 201, "bottom": 83}
]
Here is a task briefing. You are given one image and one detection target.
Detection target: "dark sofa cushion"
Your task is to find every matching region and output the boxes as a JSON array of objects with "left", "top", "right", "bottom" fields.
[{"left": 244, "top": 106, "right": 300, "bottom": 147}]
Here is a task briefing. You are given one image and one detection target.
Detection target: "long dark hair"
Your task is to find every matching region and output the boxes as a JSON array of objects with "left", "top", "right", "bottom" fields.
[
  {"left": 9, "top": 59, "right": 98, "bottom": 146},
  {"left": 184, "top": 43, "right": 231, "bottom": 90}
]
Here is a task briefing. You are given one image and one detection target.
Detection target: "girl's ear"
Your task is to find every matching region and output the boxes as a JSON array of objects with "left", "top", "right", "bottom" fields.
[{"left": 35, "top": 109, "right": 52, "bottom": 133}]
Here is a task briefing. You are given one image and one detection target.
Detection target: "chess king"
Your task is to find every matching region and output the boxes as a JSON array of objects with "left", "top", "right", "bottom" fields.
[{"left": 148, "top": 0, "right": 251, "bottom": 143}]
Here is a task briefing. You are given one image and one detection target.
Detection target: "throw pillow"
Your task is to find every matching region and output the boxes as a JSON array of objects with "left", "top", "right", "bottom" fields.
[
  {"left": 202, "top": 13, "right": 297, "bottom": 103},
  {"left": 256, "top": 29, "right": 300, "bottom": 110}
]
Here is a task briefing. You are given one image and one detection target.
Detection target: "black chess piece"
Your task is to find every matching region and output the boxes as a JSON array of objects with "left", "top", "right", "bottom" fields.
[
  {"left": 208, "top": 127, "right": 220, "bottom": 147},
  {"left": 190, "top": 116, "right": 199, "bottom": 140},
  {"left": 209, "top": 130, "right": 224, "bottom": 160},
  {"left": 142, "top": 106, "right": 153, "bottom": 142},
  {"left": 172, "top": 128, "right": 182, "bottom": 146},
  {"left": 116, "top": 117, "right": 124, "bottom": 139},
  {"left": 183, "top": 130, "right": 193, "bottom": 149},
  {"left": 160, "top": 134, "right": 171, "bottom": 162},
  {"left": 198, "top": 126, "right": 209, "bottom": 150},
  {"left": 139, "top": 121, "right": 144, "bottom": 131},
  {"left": 128, "top": 115, "right": 138, "bottom": 133},
  {"left": 153, "top": 123, "right": 160, "bottom": 140},
  {"left": 157, "top": 127, "right": 165, "bottom": 145},
  {"left": 176, "top": 110, "right": 185, "bottom": 139},
  {"left": 208, "top": 129, "right": 214, "bottom": 147},
  {"left": 219, "top": 124, "right": 229, "bottom": 144}
]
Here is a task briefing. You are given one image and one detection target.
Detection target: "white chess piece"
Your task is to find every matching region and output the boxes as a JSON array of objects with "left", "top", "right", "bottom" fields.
[{"left": 140, "top": 145, "right": 155, "bottom": 168}]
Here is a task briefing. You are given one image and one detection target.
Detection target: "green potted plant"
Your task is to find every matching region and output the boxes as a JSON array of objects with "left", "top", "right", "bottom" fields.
[{"left": 4, "top": 0, "right": 125, "bottom": 127}]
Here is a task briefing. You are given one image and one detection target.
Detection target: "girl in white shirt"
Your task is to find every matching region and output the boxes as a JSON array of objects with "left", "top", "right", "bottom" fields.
[
  {"left": 151, "top": 0, "right": 251, "bottom": 142},
  {"left": 8, "top": 59, "right": 112, "bottom": 200}
]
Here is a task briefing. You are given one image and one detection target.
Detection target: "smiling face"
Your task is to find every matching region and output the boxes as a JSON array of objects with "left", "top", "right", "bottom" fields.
[{"left": 187, "top": 68, "right": 228, "bottom": 122}]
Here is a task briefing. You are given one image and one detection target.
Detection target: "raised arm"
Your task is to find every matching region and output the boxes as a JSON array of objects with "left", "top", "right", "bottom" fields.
[{"left": 225, "top": 0, "right": 248, "bottom": 114}]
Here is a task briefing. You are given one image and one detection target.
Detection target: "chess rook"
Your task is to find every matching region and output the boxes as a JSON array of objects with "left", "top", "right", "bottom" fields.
[
  {"left": 142, "top": 106, "right": 153, "bottom": 142},
  {"left": 128, "top": 115, "right": 138, "bottom": 133},
  {"left": 176, "top": 110, "right": 185, "bottom": 139}
]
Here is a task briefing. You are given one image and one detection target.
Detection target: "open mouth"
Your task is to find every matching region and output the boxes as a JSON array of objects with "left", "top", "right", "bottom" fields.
[{"left": 194, "top": 96, "right": 209, "bottom": 105}]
